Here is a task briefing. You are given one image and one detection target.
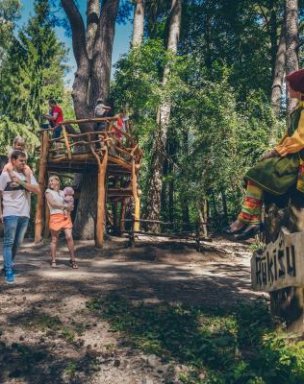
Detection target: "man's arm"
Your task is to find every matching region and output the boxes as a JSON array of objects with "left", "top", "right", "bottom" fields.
[
  {"left": 0, "top": 191, "right": 3, "bottom": 223},
  {"left": 11, "top": 175, "right": 40, "bottom": 194},
  {"left": 44, "top": 112, "right": 58, "bottom": 122}
]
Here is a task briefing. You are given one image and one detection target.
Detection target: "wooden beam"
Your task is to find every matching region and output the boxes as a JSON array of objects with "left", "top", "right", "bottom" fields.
[
  {"left": 108, "top": 155, "right": 132, "bottom": 171},
  {"left": 58, "top": 117, "right": 119, "bottom": 125},
  {"left": 120, "top": 198, "right": 128, "bottom": 234},
  {"left": 96, "top": 150, "right": 108, "bottom": 248},
  {"left": 62, "top": 125, "right": 72, "bottom": 160},
  {"left": 132, "top": 159, "right": 140, "bottom": 232},
  {"left": 44, "top": 203, "right": 50, "bottom": 239},
  {"left": 35, "top": 130, "right": 49, "bottom": 242}
]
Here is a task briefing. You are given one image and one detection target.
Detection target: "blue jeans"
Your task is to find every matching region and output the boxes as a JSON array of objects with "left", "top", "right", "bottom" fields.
[
  {"left": 3, "top": 216, "right": 29, "bottom": 272},
  {"left": 52, "top": 126, "right": 62, "bottom": 139}
]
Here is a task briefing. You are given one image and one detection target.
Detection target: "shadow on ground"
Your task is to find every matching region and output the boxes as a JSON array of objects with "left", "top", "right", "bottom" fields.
[{"left": 1, "top": 239, "right": 302, "bottom": 383}]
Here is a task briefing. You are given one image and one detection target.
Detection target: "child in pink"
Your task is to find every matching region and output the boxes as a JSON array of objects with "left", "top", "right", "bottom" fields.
[{"left": 63, "top": 186, "right": 74, "bottom": 216}]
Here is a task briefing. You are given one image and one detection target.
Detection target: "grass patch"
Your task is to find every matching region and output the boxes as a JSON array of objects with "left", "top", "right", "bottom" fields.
[
  {"left": 87, "top": 294, "right": 304, "bottom": 384},
  {"left": 22, "top": 312, "right": 62, "bottom": 332},
  {"left": 18, "top": 312, "right": 88, "bottom": 345}
]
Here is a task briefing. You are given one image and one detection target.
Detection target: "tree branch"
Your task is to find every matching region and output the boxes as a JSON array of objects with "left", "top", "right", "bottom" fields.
[{"left": 61, "top": 0, "right": 88, "bottom": 68}]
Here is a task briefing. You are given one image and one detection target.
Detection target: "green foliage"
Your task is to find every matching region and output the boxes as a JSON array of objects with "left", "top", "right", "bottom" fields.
[
  {"left": 0, "top": 118, "right": 39, "bottom": 156},
  {"left": 1, "top": 0, "right": 67, "bottom": 126},
  {"left": 112, "top": 42, "right": 283, "bottom": 227},
  {"left": 0, "top": 0, "right": 68, "bottom": 166},
  {"left": 87, "top": 295, "right": 304, "bottom": 384},
  {"left": 0, "top": 0, "right": 21, "bottom": 52}
]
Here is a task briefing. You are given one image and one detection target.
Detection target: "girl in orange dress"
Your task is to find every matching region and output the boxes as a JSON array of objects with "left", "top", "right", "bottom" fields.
[{"left": 45, "top": 175, "right": 78, "bottom": 268}]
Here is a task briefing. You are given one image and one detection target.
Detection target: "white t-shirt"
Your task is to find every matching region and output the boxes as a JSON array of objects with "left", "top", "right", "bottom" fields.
[
  {"left": 94, "top": 103, "right": 109, "bottom": 117},
  {"left": 0, "top": 171, "right": 38, "bottom": 218},
  {"left": 45, "top": 188, "right": 65, "bottom": 215}
]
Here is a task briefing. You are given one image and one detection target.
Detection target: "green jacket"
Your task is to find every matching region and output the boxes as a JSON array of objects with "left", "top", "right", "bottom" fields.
[{"left": 245, "top": 108, "right": 303, "bottom": 195}]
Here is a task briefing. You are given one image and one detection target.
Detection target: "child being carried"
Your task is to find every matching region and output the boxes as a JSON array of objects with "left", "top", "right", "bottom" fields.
[
  {"left": 3, "top": 136, "right": 32, "bottom": 187},
  {"left": 63, "top": 186, "right": 74, "bottom": 216}
]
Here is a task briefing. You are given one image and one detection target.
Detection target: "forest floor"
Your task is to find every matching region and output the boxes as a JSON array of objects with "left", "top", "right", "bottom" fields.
[{"left": 0, "top": 235, "right": 270, "bottom": 384}]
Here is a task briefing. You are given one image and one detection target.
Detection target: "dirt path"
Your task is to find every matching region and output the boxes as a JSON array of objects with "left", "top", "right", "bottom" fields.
[{"left": 0, "top": 237, "right": 266, "bottom": 384}]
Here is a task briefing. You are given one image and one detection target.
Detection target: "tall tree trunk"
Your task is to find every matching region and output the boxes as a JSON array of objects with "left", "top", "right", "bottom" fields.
[
  {"left": 271, "top": 22, "right": 286, "bottom": 116},
  {"left": 132, "top": 0, "right": 145, "bottom": 47},
  {"left": 285, "top": 0, "right": 299, "bottom": 113},
  {"left": 269, "top": 0, "right": 277, "bottom": 80},
  {"left": 61, "top": 0, "right": 119, "bottom": 239},
  {"left": 145, "top": 0, "right": 182, "bottom": 229},
  {"left": 221, "top": 190, "right": 228, "bottom": 225}
]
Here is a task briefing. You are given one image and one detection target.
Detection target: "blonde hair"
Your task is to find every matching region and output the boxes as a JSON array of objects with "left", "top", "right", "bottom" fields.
[
  {"left": 48, "top": 175, "right": 60, "bottom": 188},
  {"left": 13, "top": 136, "right": 25, "bottom": 146}
]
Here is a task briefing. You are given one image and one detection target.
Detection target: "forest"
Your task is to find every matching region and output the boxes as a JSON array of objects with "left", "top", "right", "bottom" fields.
[
  {"left": 1, "top": 1, "right": 304, "bottom": 383},
  {"left": 2, "top": 0, "right": 303, "bottom": 236}
]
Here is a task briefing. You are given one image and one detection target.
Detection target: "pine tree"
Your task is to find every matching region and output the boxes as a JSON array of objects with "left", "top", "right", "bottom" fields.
[{"left": 1, "top": 0, "right": 66, "bottom": 128}]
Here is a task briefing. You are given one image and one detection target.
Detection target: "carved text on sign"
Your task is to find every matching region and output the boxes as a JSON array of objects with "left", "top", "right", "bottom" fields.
[{"left": 251, "top": 229, "right": 304, "bottom": 292}]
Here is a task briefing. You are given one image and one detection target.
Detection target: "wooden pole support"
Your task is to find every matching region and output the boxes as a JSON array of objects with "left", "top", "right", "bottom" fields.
[
  {"left": 35, "top": 130, "right": 49, "bottom": 242},
  {"left": 131, "top": 159, "right": 140, "bottom": 232},
  {"left": 62, "top": 125, "right": 72, "bottom": 160},
  {"left": 96, "top": 150, "right": 108, "bottom": 248}
]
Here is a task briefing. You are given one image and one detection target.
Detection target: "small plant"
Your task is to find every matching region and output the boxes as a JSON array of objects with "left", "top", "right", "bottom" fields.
[
  {"left": 249, "top": 239, "right": 266, "bottom": 253},
  {"left": 63, "top": 361, "right": 77, "bottom": 379}
]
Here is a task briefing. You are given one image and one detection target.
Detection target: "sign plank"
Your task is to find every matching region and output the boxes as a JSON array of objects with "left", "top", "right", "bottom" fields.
[{"left": 251, "top": 229, "right": 304, "bottom": 292}]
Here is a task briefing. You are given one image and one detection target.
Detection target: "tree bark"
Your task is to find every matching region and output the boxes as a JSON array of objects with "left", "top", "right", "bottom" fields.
[
  {"left": 269, "top": 0, "right": 278, "bottom": 80},
  {"left": 145, "top": 0, "right": 182, "bottom": 229},
  {"left": 61, "top": 0, "right": 119, "bottom": 123},
  {"left": 285, "top": 0, "right": 299, "bottom": 113},
  {"left": 91, "top": 0, "right": 119, "bottom": 105},
  {"left": 61, "top": 0, "right": 119, "bottom": 239},
  {"left": 132, "top": 0, "right": 145, "bottom": 48},
  {"left": 271, "top": 22, "right": 286, "bottom": 116}
]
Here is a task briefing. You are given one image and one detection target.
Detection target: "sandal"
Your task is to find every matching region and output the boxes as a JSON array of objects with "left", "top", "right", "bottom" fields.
[
  {"left": 69, "top": 259, "right": 78, "bottom": 269},
  {"left": 50, "top": 260, "right": 57, "bottom": 268}
]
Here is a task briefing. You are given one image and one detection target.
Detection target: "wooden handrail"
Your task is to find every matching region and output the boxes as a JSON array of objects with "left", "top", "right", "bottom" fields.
[{"left": 58, "top": 117, "right": 119, "bottom": 125}]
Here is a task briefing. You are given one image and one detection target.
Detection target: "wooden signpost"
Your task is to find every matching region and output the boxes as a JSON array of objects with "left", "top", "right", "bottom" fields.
[{"left": 251, "top": 228, "right": 304, "bottom": 332}]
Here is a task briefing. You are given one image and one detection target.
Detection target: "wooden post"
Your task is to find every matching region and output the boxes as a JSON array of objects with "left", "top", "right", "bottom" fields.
[
  {"left": 62, "top": 125, "right": 72, "bottom": 160},
  {"left": 44, "top": 204, "right": 50, "bottom": 239},
  {"left": 35, "top": 130, "right": 49, "bottom": 242},
  {"left": 96, "top": 149, "right": 108, "bottom": 248},
  {"left": 120, "top": 198, "right": 128, "bottom": 234},
  {"left": 131, "top": 159, "right": 140, "bottom": 232}
]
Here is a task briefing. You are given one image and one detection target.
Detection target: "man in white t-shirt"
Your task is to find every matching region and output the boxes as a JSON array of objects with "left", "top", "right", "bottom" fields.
[
  {"left": 0, "top": 150, "right": 40, "bottom": 284},
  {"left": 94, "top": 98, "right": 111, "bottom": 131}
]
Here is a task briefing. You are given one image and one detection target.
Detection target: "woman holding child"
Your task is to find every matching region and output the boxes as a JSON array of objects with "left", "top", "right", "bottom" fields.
[{"left": 45, "top": 175, "right": 78, "bottom": 268}]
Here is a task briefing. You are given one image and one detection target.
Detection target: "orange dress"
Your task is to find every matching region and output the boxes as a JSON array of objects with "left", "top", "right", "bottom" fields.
[{"left": 45, "top": 188, "right": 73, "bottom": 231}]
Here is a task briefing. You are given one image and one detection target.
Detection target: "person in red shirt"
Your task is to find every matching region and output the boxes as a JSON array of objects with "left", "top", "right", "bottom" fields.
[
  {"left": 44, "top": 98, "right": 64, "bottom": 139},
  {"left": 111, "top": 113, "right": 124, "bottom": 142}
]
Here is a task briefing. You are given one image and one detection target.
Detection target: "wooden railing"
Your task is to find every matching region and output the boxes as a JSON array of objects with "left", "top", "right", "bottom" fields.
[{"left": 41, "top": 117, "right": 142, "bottom": 164}]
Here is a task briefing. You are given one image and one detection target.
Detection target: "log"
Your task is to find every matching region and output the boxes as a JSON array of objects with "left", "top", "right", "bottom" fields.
[
  {"left": 58, "top": 117, "right": 119, "bottom": 125},
  {"left": 120, "top": 198, "right": 128, "bottom": 234},
  {"left": 44, "top": 204, "right": 50, "bottom": 238},
  {"left": 95, "top": 150, "right": 108, "bottom": 248},
  {"left": 62, "top": 125, "right": 72, "bottom": 160},
  {"left": 132, "top": 159, "right": 140, "bottom": 232},
  {"left": 35, "top": 130, "right": 49, "bottom": 242}
]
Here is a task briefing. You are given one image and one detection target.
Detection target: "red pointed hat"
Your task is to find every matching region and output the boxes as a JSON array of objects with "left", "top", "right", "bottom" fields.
[{"left": 286, "top": 69, "right": 304, "bottom": 93}]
